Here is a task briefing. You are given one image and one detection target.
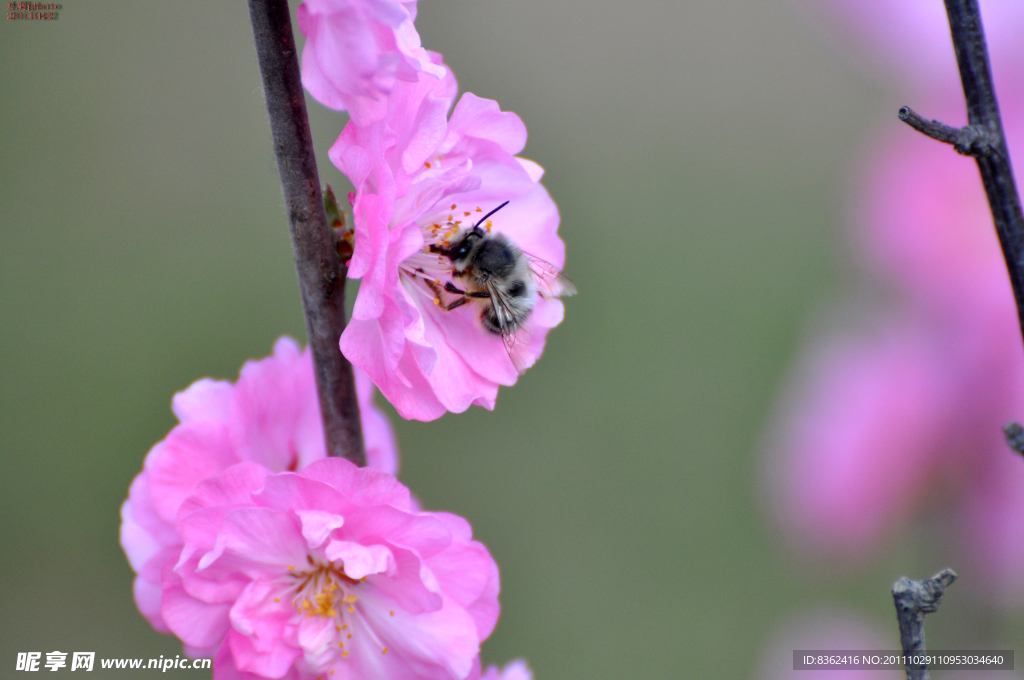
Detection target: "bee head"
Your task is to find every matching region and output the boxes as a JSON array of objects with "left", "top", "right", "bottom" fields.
[
  {"left": 444, "top": 201, "right": 511, "bottom": 265},
  {"left": 447, "top": 227, "right": 484, "bottom": 264}
]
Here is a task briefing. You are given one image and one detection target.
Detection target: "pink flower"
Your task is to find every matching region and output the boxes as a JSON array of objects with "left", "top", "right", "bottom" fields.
[
  {"left": 854, "top": 101, "right": 1024, "bottom": 314},
  {"left": 168, "top": 458, "right": 499, "bottom": 679},
  {"left": 763, "top": 94, "right": 1024, "bottom": 598},
  {"left": 297, "top": 0, "right": 445, "bottom": 126},
  {"left": 120, "top": 337, "right": 398, "bottom": 637},
  {"left": 763, "top": 318, "right": 953, "bottom": 559},
  {"left": 331, "top": 63, "right": 569, "bottom": 420}
]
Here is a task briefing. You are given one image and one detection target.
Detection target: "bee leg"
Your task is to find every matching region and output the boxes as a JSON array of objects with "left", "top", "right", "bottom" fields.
[
  {"left": 428, "top": 244, "right": 449, "bottom": 255},
  {"left": 446, "top": 282, "right": 489, "bottom": 299},
  {"left": 444, "top": 282, "right": 467, "bottom": 295},
  {"left": 445, "top": 297, "right": 469, "bottom": 311}
]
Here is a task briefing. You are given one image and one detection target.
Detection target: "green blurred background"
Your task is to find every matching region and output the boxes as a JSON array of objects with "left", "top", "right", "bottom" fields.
[{"left": 3, "top": 1, "right": 1002, "bottom": 678}]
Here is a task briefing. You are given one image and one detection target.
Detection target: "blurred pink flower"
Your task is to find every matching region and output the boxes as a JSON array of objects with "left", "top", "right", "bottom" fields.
[
  {"left": 763, "top": 98, "right": 1024, "bottom": 598},
  {"left": 855, "top": 102, "right": 1024, "bottom": 313},
  {"left": 297, "top": 0, "right": 445, "bottom": 126},
  {"left": 765, "top": 318, "right": 952, "bottom": 557},
  {"left": 331, "top": 63, "right": 567, "bottom": 421},
  {"left": 120, "top": 337, "right": 397, "bottom": 637},
  {"left": 167, "top": 458, "right": 499, "bottom": 680}
]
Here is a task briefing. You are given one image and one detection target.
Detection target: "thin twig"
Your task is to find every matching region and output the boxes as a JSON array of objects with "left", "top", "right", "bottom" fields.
[
  {"left": 898, "top": 0, "right": 1024, "bottom": 347},
  {"left": 898, "top": 107, "right": 997, "bottom": 154},
  {"left": 247, "top": 0, "right": 365, "bottom": 466},
  {"left": 892, "top": 569, "right": 957, "bottom": 680}
]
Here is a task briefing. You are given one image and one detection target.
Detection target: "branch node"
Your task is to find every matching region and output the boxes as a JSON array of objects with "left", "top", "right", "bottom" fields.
[
  {"left": 1005, "top": 421, "right": 1024, "bottom": 454},
  {"left": 892, "top": 568, "right": 957, "bottom": 614},
  {"left": 953, "top": 124, "right": 999, "bottom": 157},
  {"left": 898, "top": 106, "right": 998, "bottom": 157}
]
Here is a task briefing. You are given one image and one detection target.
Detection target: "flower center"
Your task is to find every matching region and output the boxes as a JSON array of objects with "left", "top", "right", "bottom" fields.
[
  {"left": 287, "top": 562, "right": 360, "bottom": 619},
  {"left": 277, "top": 559, "right": 391, "bottom": 669},
  {"left": 402, "top": 202, "right": 493, "bottom": 305}
]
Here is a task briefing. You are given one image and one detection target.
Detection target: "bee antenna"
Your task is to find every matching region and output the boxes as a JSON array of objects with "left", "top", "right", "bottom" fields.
[{"left": 472, "top": 201, "right": 510, "bottom": 229}]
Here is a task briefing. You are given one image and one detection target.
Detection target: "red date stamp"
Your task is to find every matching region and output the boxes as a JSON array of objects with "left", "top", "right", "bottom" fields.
[{"left": 7, "top": 2, "right": 61, "bottom": 19}]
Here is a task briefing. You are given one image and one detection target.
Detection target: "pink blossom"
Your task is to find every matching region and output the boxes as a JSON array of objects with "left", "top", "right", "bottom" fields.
[
  {"left": 763, "top": 92, "right": 1024, "bottom": 597},
  {"left": 331, "top": 63, "right": 568, "bottom": 421},
  {"left": 120, "top": 337, "right": 398, "bottom": 637},
  {"left": 763, "top": 318, "right": 952, "bottom": 559},
  {"left": 297, "top": 0, "right": 445, "bottom": 126},
  {"left": 763, "top": 222, "right": 1024, "bottom": 595},
  {"left": 852, "top": 97, "right": 1024, "bottom": 308},
  {"left": 167, "top": 458, "right": 499, "bottom": 680}
]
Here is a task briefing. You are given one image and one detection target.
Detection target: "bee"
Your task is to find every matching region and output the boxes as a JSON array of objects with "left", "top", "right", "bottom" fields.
[{"left": 427, "top": 201, "right": 576, "bottom": 372}]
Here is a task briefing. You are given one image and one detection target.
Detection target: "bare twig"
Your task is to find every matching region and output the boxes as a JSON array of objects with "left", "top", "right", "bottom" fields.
[
  {"left": 898, "top": 107, "right": 998, "bottom": 155},
  {"left": 247, "top": 0, "right": 365, "bottom": 465},
  {"left": 892, "top": 569, "right": 957, "bottom": 680},
  {"left": 898, "top": 0, "right": 1024, "bottom": 346}
]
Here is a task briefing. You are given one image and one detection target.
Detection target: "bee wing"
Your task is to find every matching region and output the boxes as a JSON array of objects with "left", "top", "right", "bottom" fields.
[
  {"left": 486, "top": 281, "right": 532, "bottom": 375},
  {"left": 502, "top": 328, "right": 532, "bottom": 375},
  {"left": 525, "top": 254, "right": 577, "bottom": 299},
  {"left": 485, "top": 281, "right": 520, "bottom": 334}
]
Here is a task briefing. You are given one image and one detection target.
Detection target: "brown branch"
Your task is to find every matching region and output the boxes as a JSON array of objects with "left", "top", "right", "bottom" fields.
[{"left": 247, "top": 0, "right": 365, "bottom": 466}]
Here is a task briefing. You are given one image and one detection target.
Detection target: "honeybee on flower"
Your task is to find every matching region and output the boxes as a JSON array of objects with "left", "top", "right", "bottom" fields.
[
  {"left": 330, "top": 58, "right": 572, "bottom": 420},
  {"left": 417, "top": 200, "right": 576, "bottom": 373}
]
